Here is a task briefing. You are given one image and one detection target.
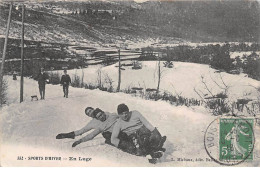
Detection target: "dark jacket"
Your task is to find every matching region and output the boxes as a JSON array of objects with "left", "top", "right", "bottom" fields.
[
  {"left": 36, "top": 72, "right": 49, "bottom": 86},
  {"left": 60, "top": 74, "right": 71, "bottom": 85}
]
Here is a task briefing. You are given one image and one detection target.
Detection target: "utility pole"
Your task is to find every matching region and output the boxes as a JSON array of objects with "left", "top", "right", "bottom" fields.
[
  {"left": 20, "top": 4, "right": 25, "bottom": 103},
  {"left": 0, "top": 3, "right": 12, "bottom": 105},
  {"left": 156, "top": 53, "right": 162, "bottom": 96},
  {"left": 117, "top": 49, "right": 121, "bottom": 92}
]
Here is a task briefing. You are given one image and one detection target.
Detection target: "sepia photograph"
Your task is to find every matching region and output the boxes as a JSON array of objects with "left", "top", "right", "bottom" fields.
[{"left": 0, "top": 0, "right": 259, "bottom": 167}]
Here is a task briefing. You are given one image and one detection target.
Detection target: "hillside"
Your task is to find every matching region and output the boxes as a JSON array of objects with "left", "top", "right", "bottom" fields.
[{"left": 0, "top": 0, "right": 259, "bottom": 45}]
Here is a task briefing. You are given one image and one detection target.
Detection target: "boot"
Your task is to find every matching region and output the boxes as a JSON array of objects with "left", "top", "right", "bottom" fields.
[
  {"left": 150, "top": 151, "right": 163, "bottom": 159},
  {"left": 149, "top": 128, "right": 162, "bottom": 148},
  {"left": 157, "top": 136, "right": 167, "bottom": 149},
  {"left": 152, "top": 136, "right": 167, "bottom": 152},
  {"left": 56, "top": 131, "right": 75, "bottom": 139}
]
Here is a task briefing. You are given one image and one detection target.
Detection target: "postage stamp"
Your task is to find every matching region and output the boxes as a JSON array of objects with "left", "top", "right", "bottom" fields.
[
  {"left": 204, "top": 116, "right": 255, "bottom": 166},
  {"left": 219, "top": 118, "right": 254, "bottom": 161}
]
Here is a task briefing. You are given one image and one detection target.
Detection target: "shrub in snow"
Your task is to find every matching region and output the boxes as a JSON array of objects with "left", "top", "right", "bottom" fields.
[
  {"left": 104, "top": 74, "right": 114, "bottom": 93},
  {"left": 71, "top": 74, "right": 81, "bottom": 87},
  {"left": 205, "top": 96, "right": 230, "bottom": 115},
  {"left": 122, "top": 86, "right": 133, "bottom": 94},
  {"left": 49, "top": 71, "right": 61, "bottom": 85},
  {"left": 132, "top": 61, "right": 142, "bottom": 70},
  {"left": 143, "top": 90, "right": 202, "bottom": 107},
  {"left": 84, "top": 83, "right": 98, "bottom": 90},
  {"left": 163, "top": 60, "right": 173, "bottom": 68}
]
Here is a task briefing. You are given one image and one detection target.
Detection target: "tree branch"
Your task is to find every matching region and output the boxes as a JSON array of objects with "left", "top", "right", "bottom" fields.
[
  {"left": 170, "top": 83, "right": 182, "bottom": 97},
  {"left": 201, "top": 75, "right": 214, "bottom": 97},
  {"left": 209, "top": 71, "right": 225, "bottom": 90},
  {"left": 219, "top": 73, "right": 228, "bottom": 88},
  {"left": 193, "top": 87, "right": 207, "bottom": 104}
]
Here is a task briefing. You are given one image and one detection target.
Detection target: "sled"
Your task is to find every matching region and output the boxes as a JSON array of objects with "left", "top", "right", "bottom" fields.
[{"left": 31, "top": 95, "right": 39, "bottom": 101}]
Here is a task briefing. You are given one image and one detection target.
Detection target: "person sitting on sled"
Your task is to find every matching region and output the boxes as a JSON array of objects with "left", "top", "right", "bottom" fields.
[
  {"left": 56, "top": 107, "right": 136, "bottom": 154},
  {"left": 111, "top": 103, "right": 166, "bottom": 157}
]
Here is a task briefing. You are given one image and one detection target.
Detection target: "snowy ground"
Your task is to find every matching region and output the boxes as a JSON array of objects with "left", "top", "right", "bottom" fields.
[
  {"left": 52, "top": 61, "right": 260, "bottom": 102},
  {"left": 0, "top": 75, "right": 260, "bottom": 167}
]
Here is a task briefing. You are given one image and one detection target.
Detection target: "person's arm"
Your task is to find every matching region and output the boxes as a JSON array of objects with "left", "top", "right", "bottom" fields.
[
  {"left": 34, "top": 73, "right": 39, "bottom": 81},
  {"left": 60, "top": 75, "right": 64, "bottom": 84},
  {"left": 74, "top": 121, "right": 95, "bottom": 136},
  {"left": 136, "top": 111, "right": 155, "bottom": 131},
  {"left": 44, "top": 73, "right": 49, "bottom": 83},
  {"left": 111, "top": 121, "right": 121, "bottom": 147},
  {"left": 72, "top": 129, "right": 102, "bottom": 147},
  {"left": 69, "top": 75, "right": 71, "bottom": 84}
]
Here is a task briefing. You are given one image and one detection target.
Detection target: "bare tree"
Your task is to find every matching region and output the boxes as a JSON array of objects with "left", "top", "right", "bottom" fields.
[
  {"left": 156, "top": 53, "right": 165, "bottom": 97},
  {"left": 97, "top": 68, "right": 102, "bottom": 89},
  {"left": 156, "top": 57, "right": 161, "bottom": 95},
  {"left": 104, "top": 73, "right": 114, "bottom": 92},
  {"left": 81, "top": 68, "right": 84, "bottom": 88},
  {"left": 0, "top": 3, "right": 12, "bottom": 105}
]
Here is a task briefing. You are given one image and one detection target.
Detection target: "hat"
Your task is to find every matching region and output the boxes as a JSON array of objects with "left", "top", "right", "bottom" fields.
[{"left": 117, "top": 103, "right": 129, "bottom": 115}]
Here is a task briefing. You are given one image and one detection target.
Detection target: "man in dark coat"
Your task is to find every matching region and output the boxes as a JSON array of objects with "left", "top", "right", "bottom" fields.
[
  {"left": 36, "top": 67, "right": 49, "bottom": 100},
  {"left": 60, "top": 69, "right": 71, "bottom": 98}
]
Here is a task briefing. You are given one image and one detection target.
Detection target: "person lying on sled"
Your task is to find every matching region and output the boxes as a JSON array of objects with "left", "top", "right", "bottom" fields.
[
  {"left": 111, "top": 103, "right": 167, "bottom": 157},
  {"left": 55, "top": 107, "right": 136, "bottom": 154}
]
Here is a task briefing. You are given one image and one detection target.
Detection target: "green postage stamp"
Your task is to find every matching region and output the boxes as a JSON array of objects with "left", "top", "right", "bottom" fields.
[
  {"left": 204, "top": 117, "right": 256, "bottom": 166},
  {"left": 219, "top": 118, "right": 254, "bottom": 161}
]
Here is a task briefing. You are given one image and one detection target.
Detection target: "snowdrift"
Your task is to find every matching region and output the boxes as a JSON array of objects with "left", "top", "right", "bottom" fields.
[{"left": 1, "top": 74, "right": 260, "bottom": 166}]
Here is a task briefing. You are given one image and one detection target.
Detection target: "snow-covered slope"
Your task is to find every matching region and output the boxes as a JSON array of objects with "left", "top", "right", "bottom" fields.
[
  {"left": 1, "top": 76, "right": 260, "bottom": 166},
  {"left": 54, "top": 61, "right": 260, "bottom": 102}
]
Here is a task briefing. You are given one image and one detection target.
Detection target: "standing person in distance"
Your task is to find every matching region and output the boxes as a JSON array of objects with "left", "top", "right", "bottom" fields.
[
  {"left": 60, "top": 69, "right": 71, "bottom": 98},
  {"left": 36, "top": 67, "right": 49, "bottom": 100}
]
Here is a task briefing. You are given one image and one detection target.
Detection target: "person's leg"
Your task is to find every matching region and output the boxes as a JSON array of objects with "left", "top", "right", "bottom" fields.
[
  {"left": 39, "top": 85, "right": 43, "bottom": 99},
  {"left": 42, "top": 85, "right": 45, "bottom": 99},
  {"left": 135, "top": 126, "right": 152, "bottom": 156},
  {"left": 63, "top": 85, "right": 66, "bottom": 97},
  {"left": 135, "top": 126, "right": 166, "bottom": 155},
  {"left": 66, "top": 85, "right": 69, "bottom": 98},
  {"left": 102, "top": 131, "right": 137, "bottom": 155},
  {"left": 149, "top": 128, "right": 166, "bottom": 152},
  {"left": 118, "top": 133, "right": 137, "bottom": 155}
]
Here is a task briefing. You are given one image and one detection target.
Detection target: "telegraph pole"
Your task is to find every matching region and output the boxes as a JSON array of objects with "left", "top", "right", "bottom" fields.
[
  {"left": 117, "top": 49, "right": 121, "bottom": 92},
  {"left": 156, "top": 53, "right": 162, "bottom": 96},
  {"left": 20, "top": 4, "right": 25, "bottom": 103},
  {"left": 0, "top": 3, "right": 12, "bottom": 105}
]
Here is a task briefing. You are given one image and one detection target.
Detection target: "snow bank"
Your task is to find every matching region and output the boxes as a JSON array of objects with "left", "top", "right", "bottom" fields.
[
  {"left": 1, "top": 76, "right": 259, "bottom": 166},
  {"left": 52, "top": 61, "right": 260, "bottom": 102}
]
